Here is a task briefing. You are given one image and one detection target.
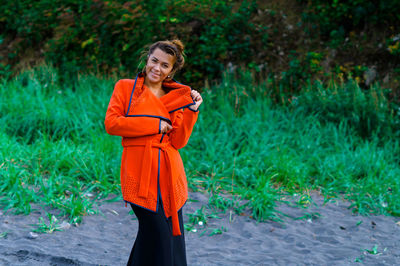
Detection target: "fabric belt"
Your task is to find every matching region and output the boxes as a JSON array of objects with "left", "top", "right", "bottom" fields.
[{"left": 127, "top": 139, "right": 181, "bottom": 236}]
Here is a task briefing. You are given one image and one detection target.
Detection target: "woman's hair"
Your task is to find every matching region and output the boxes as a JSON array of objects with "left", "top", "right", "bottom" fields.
[{"left": 140, "top": 40, "right": 185, "bottom": 79}]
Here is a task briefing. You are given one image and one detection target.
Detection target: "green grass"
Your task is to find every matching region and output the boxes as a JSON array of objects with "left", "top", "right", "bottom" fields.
[
  {"left": 1, "top": 65, "right": 399, "bottom": 226},
  {"left": 30, "top": 213, "right": 63, "bottom": 234},
  {"left": 0, "top": 65, "right": 121, "bottom": 222},
  {"left": 184, "top": 71, "right": 400, "bottom": 219}
]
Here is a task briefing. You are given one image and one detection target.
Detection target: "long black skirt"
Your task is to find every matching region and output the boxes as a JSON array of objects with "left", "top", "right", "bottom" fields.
[{"left": 127, "top": 197, "right": 187, "bottom": 266}]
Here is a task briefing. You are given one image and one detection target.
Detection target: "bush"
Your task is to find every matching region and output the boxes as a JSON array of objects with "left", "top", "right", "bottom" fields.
[
  {"left": 2, "top": 0, "right": 399, "bottom": 95},
  {"left": 0, "top": 0, "right": 268, "bottom": 86},
  {"left": 299, "top": 0, "right": 400, "bottom": 39},
  {"left": 294, "top": 78, "right": 399, "bottom": 140}
]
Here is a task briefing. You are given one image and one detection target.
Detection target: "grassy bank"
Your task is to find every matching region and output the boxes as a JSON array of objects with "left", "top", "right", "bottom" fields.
[{"left": 1, "top": 66, "right": 399, "bottom": 227}]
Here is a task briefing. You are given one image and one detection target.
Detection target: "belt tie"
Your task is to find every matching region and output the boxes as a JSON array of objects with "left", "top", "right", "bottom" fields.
[{"left": 136, "top": 140, "right": 182, "bottom": 236}]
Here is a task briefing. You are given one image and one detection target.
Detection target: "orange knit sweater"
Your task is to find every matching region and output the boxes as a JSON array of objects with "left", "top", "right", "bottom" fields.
[{"left": 104, "top": 73, "right": 198, "bottom": 236}]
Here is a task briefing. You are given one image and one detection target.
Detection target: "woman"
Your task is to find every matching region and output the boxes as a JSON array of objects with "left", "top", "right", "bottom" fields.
[{"left": 104, "top": 40, "right": 202, "bottom": 266}]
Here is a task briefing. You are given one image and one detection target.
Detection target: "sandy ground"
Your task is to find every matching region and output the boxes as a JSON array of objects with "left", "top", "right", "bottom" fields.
[{"left": 0, "top": 191, "right": 399, "bottom": 266}]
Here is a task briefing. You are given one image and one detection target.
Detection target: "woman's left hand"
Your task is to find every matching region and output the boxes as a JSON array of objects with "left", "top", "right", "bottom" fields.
[{"left": 190, "top": 90, "right": 203, "bottom": 111}]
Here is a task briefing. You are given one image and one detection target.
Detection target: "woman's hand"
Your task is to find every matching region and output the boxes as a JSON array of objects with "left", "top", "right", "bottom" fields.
[
  {"left": 190, "top": 90, "right": 203, "bottom": 111},
  {"left": 160, "top": 120, "right": 172, "bottom": 134}
]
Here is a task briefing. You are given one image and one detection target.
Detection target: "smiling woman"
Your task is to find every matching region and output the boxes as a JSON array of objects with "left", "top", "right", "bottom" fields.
[
  {"left": 145, "top": 48, "right": 175, "bottom": 92},
  {"left": 104, "top": 40, "right": 203, "bottom": 266}
]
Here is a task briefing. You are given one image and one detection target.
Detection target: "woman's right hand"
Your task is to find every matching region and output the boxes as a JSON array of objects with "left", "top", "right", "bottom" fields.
[{"left": 160, "top": 120, "right": 173, "bottom": 134}]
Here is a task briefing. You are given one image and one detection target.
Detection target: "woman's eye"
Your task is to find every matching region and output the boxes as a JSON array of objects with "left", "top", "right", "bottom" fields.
[
  {"left": 152, "top": 58, "right": 157, "bottom": 62},
  {"left": 162, "top": 64, "right": 168, "bottom": 68}
]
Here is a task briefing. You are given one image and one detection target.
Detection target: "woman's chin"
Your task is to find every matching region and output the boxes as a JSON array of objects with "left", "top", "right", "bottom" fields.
[{"left": 148, "top": 75, "right": 163, "bottom": 84}]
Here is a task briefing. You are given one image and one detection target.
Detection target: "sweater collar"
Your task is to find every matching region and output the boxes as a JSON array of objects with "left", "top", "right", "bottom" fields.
[{"left": 137, "top": 73, "right": 195, "bottom": 113}]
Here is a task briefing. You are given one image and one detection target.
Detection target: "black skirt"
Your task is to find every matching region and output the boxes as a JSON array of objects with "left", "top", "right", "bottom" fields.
[{"left": 127, "top": 196, "right": 187, "bottom": 266}]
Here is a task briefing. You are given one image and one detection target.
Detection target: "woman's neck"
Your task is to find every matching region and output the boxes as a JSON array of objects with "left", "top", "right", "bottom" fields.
[{"left": 144, "top": 78, "right": 165, "bottom": 98}]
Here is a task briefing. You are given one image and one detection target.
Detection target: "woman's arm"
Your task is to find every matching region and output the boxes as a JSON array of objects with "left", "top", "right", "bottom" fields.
[
  {"left": 169, "top": 108, "right": 199, "bottom": 149},
  {"left": 169, "top": 90, "right": 202, "bottom": 149},
  {"left": 104, "top": 80, "right": 160, "bottom": 137}
]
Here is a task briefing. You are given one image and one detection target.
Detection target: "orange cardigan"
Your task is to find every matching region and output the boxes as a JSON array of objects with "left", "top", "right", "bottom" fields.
[{"left": 104, "top": 73, "right": 198, "bottom": 236}]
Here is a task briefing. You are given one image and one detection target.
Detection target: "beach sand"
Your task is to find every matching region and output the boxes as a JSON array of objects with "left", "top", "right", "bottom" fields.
[{"left": 0, "top": 191, "right": 399, "bottom": 265}]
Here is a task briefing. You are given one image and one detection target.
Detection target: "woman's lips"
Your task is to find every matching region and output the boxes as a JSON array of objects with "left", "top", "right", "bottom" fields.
[{"left": 150, "top": 71, "right": 160, "bottom": 77}]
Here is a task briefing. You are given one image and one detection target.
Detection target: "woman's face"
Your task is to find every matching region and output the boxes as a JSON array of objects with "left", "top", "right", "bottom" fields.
[{"left": 145, "top": 48, "right": 175, "bottom": 85}]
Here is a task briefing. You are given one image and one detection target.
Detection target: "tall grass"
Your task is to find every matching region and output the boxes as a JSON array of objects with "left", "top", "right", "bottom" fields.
[
  {"left": 182, "top": 71, "right": 400, "bottom": 218},
  {"left": 0, "top": 66, "right": 121, "bottom": 222},
  {"left": 1, "top": 66, "right": 399, "bottom": 225}
]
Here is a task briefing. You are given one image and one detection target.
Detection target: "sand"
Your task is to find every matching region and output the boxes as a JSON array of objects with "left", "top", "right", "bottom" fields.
[{"left": 0, "top": 191, "right": 399, "bottom": 266}]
